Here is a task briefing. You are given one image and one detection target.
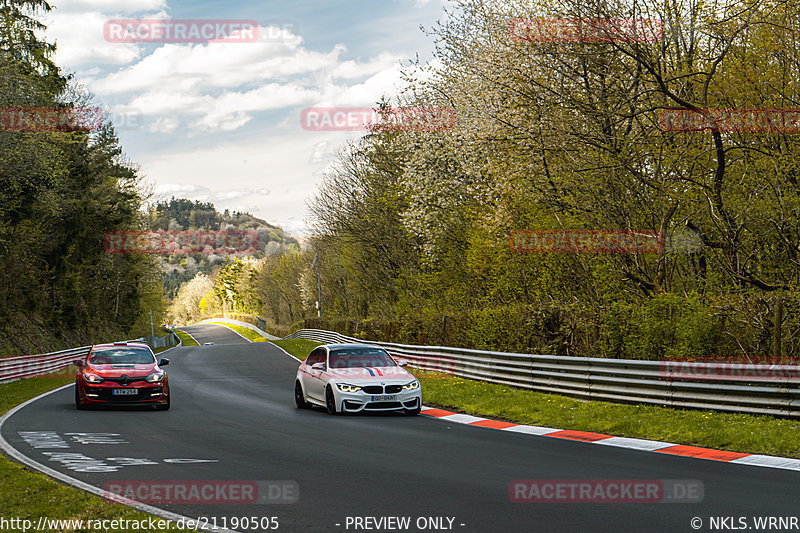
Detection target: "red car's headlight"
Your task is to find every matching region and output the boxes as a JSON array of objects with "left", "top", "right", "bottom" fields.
[
  {"left": 83, "top": 373, "right": 104, "bottom": 384},
  {"left": 146, "top": 371, "right": 165, "bottom": 383}
]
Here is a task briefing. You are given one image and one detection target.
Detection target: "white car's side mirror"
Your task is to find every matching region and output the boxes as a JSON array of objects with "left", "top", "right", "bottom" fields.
[
  {"left": 311, "top": 362, "right": 326, "bottom": 371},
  {"left": 396, "top": 360, "right": 409, "bottom": 367}
]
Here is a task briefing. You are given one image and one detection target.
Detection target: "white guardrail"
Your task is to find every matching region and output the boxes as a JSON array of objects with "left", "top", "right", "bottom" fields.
[
  {"left": 284, "top": 329, "right": 800, "bottom": 418},
  {"left": 0, "top": 346, "right": 90, "bottom": 384},
  {"left": 0, "top": 334, "right": 177, "bottom": 384}
]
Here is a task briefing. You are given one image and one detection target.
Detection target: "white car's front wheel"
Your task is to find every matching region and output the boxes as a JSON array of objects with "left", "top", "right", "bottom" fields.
[
  {"left": 295, "top": 381, "right": 310, "bottom": 409},
  {"left": 325, "top": 386, "right": 339, "bottom": 415},
  {"left": 405, "top": 405, "right": 421, "bottom": 416}
]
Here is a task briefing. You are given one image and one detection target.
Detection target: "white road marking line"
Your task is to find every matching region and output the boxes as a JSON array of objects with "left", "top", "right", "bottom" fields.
[
  {"left": 729, "top": 455, "right": 800, "bottom": 470},
  {"left": 437, "top": 413, "right": 487, "bottom": 424},
  {"left": 176, "top": 328, "right": 200, "bottom": 346},
  {"left": 502, "top": 425, "right": 562, "bottom": 435},
  {"left": 595, "top": 436, "right": 677, "bottom": 451},
  {"left": 0, "top": 384, "right": 240, "bottom": 533}
]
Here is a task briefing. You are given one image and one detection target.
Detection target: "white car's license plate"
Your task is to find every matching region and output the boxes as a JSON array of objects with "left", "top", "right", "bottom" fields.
[
  {"left": 112, "top": 388, "right": 138, "bottom": 396},
  {"left": 371, "top": 394, "right": 398, "bottom": 401}
]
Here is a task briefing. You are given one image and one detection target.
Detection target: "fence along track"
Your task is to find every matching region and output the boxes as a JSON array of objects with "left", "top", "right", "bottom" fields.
[{"left": 284, "top": 329, "right": 800, "bottom": 417}]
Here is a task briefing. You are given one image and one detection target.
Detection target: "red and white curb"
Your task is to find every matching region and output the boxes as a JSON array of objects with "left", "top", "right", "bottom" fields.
[{"left": 420, "top": 406, "right": 800, "bottom": 472}]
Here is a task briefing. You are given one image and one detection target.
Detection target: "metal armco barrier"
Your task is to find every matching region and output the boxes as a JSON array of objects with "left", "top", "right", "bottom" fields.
[
  {"left": 0, "top": 346, "right": 90, "bottom": 384},
  {"left": 283, "top": 329, "right": 800, "bottom": 418},
  {"left": 147, "top": 332, "right": 178, "bottom": 349},
  {"left": 0, "top": 335, "right": 179, "bottom": 385}
]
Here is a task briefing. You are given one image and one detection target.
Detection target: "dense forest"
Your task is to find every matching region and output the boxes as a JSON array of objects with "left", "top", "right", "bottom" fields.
[
  {"left": 198, "top": 0, "right": 800, "bottom": 361},
  {"left": 145, "top": 198, "right": 299, "bottom": 298},
  {"left": 7, "top": 0, "right": 800, "bottom": 363},
  {"left": 0, "top": 0, "right": 167, "bottom": 354}
]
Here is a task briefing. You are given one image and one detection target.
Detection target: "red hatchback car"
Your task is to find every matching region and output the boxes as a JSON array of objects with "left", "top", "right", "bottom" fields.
[{"left": 74, "top": 342, "right": 170, "bottom": 410}]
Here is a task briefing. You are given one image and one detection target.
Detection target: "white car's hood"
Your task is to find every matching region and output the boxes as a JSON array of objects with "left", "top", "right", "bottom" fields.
[{"left": 328, "top": 366, "right": 414, "bottom": 382}]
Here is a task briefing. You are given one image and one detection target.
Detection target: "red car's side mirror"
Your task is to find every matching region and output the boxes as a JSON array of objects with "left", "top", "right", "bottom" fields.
[{"left": 73, "top": 359, "right": 84, "bottom": 368}]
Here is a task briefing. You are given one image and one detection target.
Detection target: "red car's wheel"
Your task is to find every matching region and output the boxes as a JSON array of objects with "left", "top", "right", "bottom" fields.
[
  {"left": 155, "top": 392, "right": 170, "bottom": 411},
  {"left": 74, "top": 385, "right": 87, "bottom": 410}
]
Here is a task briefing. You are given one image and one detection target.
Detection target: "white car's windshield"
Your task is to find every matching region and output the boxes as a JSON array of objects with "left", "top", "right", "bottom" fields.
[{"left": 328, "top": 348, "right": 396, "bottom": 369}]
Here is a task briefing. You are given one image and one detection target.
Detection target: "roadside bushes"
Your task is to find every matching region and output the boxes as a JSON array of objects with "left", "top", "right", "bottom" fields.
[
  {"left": 598, "top": 293, "right": 719, "bottom": 360},
  {"left": 299, "top": 293, "right": 735, "bottom": 361}
]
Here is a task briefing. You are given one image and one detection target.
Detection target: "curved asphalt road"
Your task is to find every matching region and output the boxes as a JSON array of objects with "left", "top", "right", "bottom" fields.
[{"left": 2, "top": 323, "right": 799, "bottom": 532}]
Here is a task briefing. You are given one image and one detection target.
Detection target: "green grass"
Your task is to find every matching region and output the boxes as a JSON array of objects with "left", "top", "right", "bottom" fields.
[
  {"left": 204, "top": 322, "right": 268, "bottom": 342},
  {"left": 271, "top": 339, "right": 800, "bottom": 458},
  {"left": 173, "top": 329, "right": 199, "bottom": 346},
  {"left": 0, "top": 371, "right": 196, "bottom": 532},
  {"left": 417, "top": 369, "right": 800, "bottom": 458},
  {"left": 269, "top": 339, "right": 320, "bottom": 361}
]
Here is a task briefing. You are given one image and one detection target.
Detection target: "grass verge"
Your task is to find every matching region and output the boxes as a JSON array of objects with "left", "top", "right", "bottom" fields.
[
  {"left": 270, "top": 339, "right": 318, "bottom": 360},
  {"left": 0, "top": 371, "right": 195, "bottom": 532},
  {"left": 173, "top": 329, "right": 199, "bottom": 346},
  {"left": 271, "top": 339, "right": 800, "bottom": 458},
  {"left": 204, "top": 322, "right": 268, "bottom": 342}
]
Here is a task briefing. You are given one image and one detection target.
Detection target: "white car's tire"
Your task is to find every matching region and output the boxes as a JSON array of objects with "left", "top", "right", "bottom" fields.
[
  {"left": 325, "top": 386, "right": 339, "bottom": 415},
  {"left": 405, "top": 405, "right": 421, "bottom": 416},
  {"left": 295, "top": 381, "right": 311, "bottom": 409}
]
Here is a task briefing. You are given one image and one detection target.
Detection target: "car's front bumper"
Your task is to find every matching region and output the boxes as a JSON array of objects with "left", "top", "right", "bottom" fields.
[
  {"left": 335, "top": 388, "right": 421, "bottom": 413},
  {"left": 79, "top": 382, "right": 168, "bottom": 405}
]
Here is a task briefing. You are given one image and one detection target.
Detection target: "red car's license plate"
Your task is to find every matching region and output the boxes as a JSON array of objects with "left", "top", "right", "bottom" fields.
[{"left": 112, "top": 388, "right": 138, "bottom": 396}]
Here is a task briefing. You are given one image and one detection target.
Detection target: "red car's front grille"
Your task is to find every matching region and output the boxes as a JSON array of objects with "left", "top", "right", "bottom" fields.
[
  {"left": 103, "top": 376, "right": 147, "bottom": 385},
  {"left": 87, "top": 387, "right": 162, "bottom": 402}
]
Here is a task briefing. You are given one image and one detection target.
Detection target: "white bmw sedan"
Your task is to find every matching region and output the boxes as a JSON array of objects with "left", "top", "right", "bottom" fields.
[{"left": 294, "top": 344, "right": 422, "bottom": 415}]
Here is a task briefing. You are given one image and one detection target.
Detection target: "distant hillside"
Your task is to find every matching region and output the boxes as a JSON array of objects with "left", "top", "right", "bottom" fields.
[{"left": 145, "top": 198, "right": 300, "bottom": 298}]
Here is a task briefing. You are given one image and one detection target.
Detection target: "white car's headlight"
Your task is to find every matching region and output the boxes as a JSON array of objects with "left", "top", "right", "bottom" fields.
[
  {"left": 336, "top": 383, "right": 361, "bottom": 393},
  {"left": 402, "top": 380, "right": 420, "bottom": 390},
  {"left": 145, "top": 371, "right": 165, "bottom": 383},
  {"left": 83, "top": 373, "right": 104, "bottom": 384}
]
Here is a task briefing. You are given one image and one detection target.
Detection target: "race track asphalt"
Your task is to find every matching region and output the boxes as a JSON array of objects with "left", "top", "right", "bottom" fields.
[{"left": 2, "top": 323, "right": 798, "bottom": 532}]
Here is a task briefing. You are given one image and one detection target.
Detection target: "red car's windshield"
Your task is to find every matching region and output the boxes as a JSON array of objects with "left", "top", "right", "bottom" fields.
[
  {"left": 89, "top": 347, "right": 156, "bottom": 365},
  {"left": 328, "top": 348, "right": 396, "bottom": 369}
]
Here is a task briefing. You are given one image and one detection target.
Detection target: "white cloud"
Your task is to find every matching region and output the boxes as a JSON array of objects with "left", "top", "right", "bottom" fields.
[
  {"left": 78, "top": 25, "right": 414, "bottom": 135},
  {"left": 154, "top": 183, "right": 211, "bottom": 199},
  {"left": 141, "top": 131, "right": 361, "bottom": 235},
  {"left": 45, "top": 11, "right": 143, "bottom": 66},
  {"left": 90, "top": 38, "right": 343, "bottom": 95},
  {"left": 43, "top": 0, "right": 444, "bottom": 236},
  {"left": 53, "top": 0, "right": 168, "bottom": 14}
]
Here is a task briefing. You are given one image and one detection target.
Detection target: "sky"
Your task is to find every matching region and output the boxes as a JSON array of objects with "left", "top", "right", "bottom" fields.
[{"left": 41, "top": 0, "right": 450, "bottom": 236}]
